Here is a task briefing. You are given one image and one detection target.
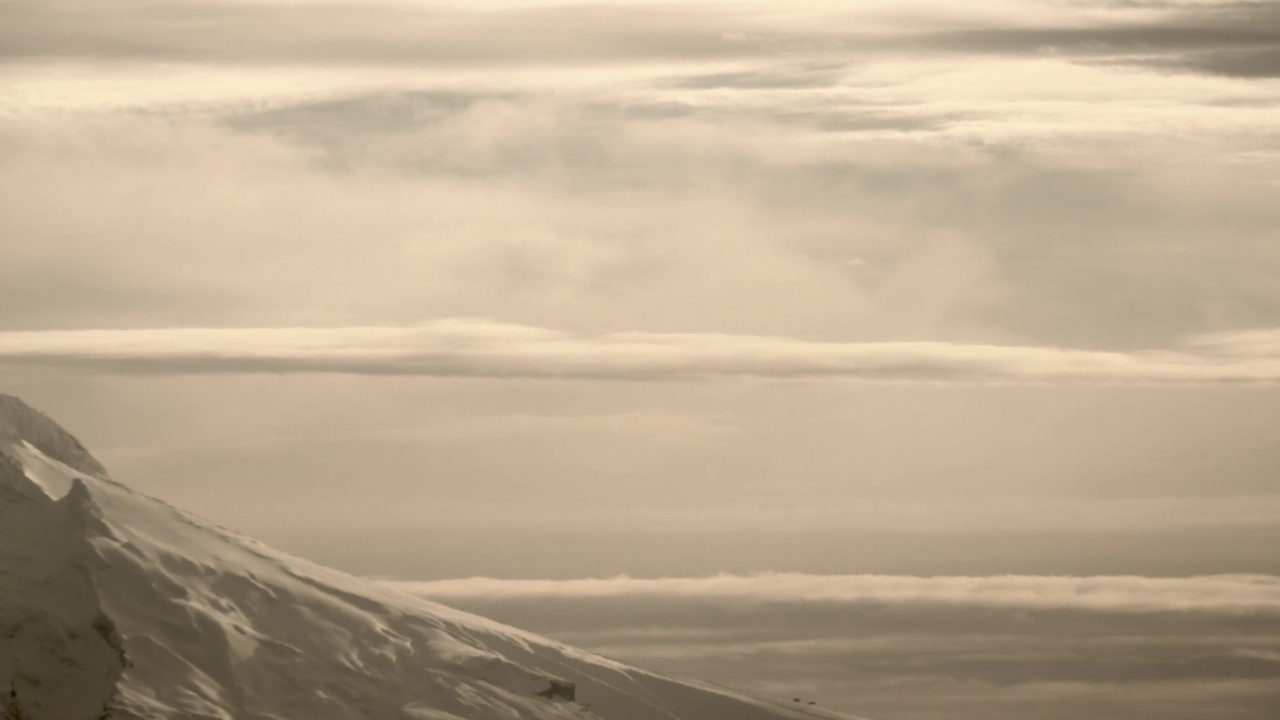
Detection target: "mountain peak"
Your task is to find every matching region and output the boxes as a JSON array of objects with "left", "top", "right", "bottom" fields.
[
  {"left": 1, "top": 399, "right": 862, "bottom": 720},
  {"left": 0, "top": 395, "right": 106, "bottom": 478}
]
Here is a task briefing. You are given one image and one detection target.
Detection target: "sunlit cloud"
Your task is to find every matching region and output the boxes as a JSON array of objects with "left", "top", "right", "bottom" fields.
[{"left": 2, "top": 321, "right": 1280, "bottom": 383}]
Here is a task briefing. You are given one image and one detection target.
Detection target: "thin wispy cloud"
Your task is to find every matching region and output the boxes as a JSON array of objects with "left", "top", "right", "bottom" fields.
[
  {"left": 391, "top": 572, "right": 1280, "bottom": 614},
  {"left": 2, "top": 321, "right": 1280, "bottom": 383}
]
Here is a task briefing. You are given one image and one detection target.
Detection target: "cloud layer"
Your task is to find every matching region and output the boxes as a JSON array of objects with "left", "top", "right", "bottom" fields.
[
  {"left": 390, "top": 571, "right": 1280, "bottom": 614},
  {"left": 5, "top": 0, "right": 1278, "bottom": 77},
  {"left": 3, "top": 321, "right": 1280, "bottom": 383}
]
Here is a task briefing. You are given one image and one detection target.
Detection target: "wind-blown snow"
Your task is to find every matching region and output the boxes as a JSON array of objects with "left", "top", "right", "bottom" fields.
[{"left": 0, "top": 394, "right": 864, "bottom": 720}]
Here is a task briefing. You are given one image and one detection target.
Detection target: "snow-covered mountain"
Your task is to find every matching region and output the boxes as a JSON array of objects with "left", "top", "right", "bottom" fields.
[{"left": 0, "top": 395, "right": 863, "bottom": 720}]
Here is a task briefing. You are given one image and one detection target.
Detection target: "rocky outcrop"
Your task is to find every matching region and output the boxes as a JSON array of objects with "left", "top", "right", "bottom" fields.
[{"left": 536, "top": 680, "right": 577, "bottom": 702}]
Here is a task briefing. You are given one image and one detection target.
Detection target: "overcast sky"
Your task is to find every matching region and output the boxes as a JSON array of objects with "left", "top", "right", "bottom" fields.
[
  {"left": 5, "top": 0, "right": 1280, "bottom": 575},
  {"left": 4, "top": 1, "right": 1280, "bottom": 717}
]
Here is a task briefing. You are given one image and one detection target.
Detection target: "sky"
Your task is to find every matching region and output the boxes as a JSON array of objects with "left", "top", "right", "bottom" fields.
[{"left": 3, "top": 0, "right": 1280, "bottom": 717}]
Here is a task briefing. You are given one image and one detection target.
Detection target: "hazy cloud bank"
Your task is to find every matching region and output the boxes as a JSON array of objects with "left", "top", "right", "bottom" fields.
[
  {"left": 3, "top": 322, "right": 1280, "bottom": 383},
  {"left": 396, "top": 571, "right": 1280, "bottom": 719}
]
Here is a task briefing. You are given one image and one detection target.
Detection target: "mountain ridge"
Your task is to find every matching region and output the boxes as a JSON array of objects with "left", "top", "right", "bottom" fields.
[
  {"left": 0, "top": 395, "right": 106, "bottom": 478},
  {"left": 0, "top": 396, "right": 864, "bottom": 720}
]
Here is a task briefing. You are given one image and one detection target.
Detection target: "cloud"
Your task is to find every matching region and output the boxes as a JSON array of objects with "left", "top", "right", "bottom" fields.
[
  {"left": 0, "top": 0, "right": 770, "bottom": 65},
  {"left": 389, "top": 572, "right": 1280, "bottom": 614},
  {"left": 5, "top": 6, "right": 1280, "bottom": 348},
  {"left": 3, "top": 0, "right": 1276, "bottom": 77},
  {"left": 2, "top": 321, "right": 1280, "bottom": 383}
]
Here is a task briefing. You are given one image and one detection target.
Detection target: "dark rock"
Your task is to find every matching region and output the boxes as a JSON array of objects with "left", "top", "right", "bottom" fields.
[{"left": 536, "top": 680, "right": 576, "bottom": 702}]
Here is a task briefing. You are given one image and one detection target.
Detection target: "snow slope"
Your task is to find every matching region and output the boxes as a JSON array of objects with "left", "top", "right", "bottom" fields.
[{"left": 0, "top": 395, "right": 865, "bottom": 720}]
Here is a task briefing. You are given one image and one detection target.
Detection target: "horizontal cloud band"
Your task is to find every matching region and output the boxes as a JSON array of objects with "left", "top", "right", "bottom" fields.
[
  {"left": 3, "top": 321, "right": 1280, "bottom": 383},
  {"left": 389, "top": 572, "right": 1280, "bottom": 614}
]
